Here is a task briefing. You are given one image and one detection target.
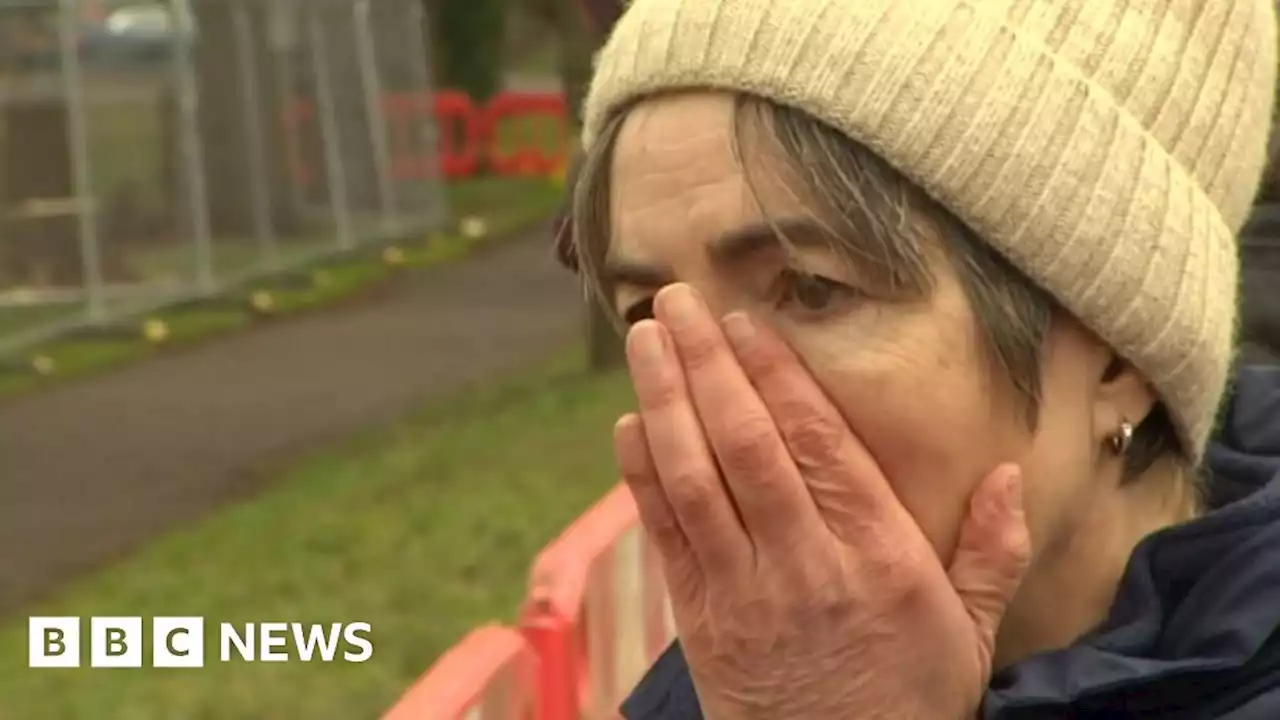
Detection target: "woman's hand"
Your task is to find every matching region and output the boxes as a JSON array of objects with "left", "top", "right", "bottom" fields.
[{"left": 615, "top": 284, "right": 1032, "bottom": 720}]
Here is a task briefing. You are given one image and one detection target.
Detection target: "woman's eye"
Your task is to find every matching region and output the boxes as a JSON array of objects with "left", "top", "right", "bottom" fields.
[
  {"left": 775, "top": 270, "right": 856, "bottom": 315},
  {"left": 623, "top": 297, "right": 655, "bottom": 325}
]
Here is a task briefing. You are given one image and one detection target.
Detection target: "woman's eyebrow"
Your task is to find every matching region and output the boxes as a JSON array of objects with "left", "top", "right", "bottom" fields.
[
  {"left": 601, "top": 257, "right": 676, "bottom": 288},
  {"left": 706, "top": 217, "right": 833, "bottom": 267},
  {"left": 602, "top": 216, "right": 833, "bottom": 286}
]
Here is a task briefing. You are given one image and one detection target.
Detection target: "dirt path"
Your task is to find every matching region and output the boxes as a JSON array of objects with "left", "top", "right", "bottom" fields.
[{"left": 0, "top": 229, "right": 582, "bottom": 613}]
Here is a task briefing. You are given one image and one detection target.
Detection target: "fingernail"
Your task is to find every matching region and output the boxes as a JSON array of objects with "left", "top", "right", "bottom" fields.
[
  {"left": 657, "top": 284, "right": 701, "bottom": 328},
  {"left": 977, "top": 467, "right": 1020, "bottom": 527},
  {"left": 722, "top": 312, "right": 755, "bottom": 352},
  {"left": 614, "top": 413, "right": 643, "bottom": 441},
  {"left": 1003, "top": 468, "right": 1024, "bottom": 515},
  {"left": 627, "top": 322, "right": 666, "bottom": 368}
]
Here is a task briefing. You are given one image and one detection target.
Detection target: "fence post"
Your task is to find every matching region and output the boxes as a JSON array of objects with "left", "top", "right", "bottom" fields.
[
  {"left": 268, "top": 2, "right": 307, "bottom": 223},
  {"left": 406, "top": 0, "right": 450, "bottom": 231},
  {"left": 522, "top": 603, "right": 580, "bottom": 720},
  {"left": 230, "top": 0, "right": 278, "bottom": 267},
  {"left": 306, "top": 4, "right": 354, "bottom": 250},
  {"left": 56, "top": 0, "right": 105, "bottom": 323},
  {"left": 353, "top": 0, "right": 398, "bottom": 234},
  {"left": 171, "top": 0, "right": 216, "bottom": 293}
]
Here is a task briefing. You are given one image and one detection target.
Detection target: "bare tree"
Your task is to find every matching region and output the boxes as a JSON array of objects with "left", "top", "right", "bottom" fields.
[{"left": 535, "top": 0, "right": 626, "bottom": 370}]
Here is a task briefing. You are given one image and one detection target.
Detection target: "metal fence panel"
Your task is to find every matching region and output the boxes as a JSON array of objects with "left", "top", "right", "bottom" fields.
[
  {"left": 0, "top": 0, "right": 98, "bottom": 346},
  {"left": 0, "top": 0, "right": 447, "bottom": 358},
  {"left": 367, "top": 0, "right": 448, "bottom": 232}
]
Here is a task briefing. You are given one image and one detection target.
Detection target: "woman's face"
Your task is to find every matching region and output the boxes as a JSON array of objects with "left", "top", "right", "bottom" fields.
[{"left": 604, "top": 92, "right": 1141, "bottom": 608}]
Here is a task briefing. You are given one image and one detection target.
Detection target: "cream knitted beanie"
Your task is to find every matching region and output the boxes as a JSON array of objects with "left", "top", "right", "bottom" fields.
[{"left": 582, "top": 0, "right": 1278, "bottom": 459}]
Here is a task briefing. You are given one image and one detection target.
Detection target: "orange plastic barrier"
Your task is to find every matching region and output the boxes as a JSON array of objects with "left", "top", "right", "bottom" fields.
[
  {"left": 482, "top": 92, "right": 570, "bottom": 177},
  {"left": 383, "top": 91, "right": 435, "bottom": 182},
  {"left": 383, "top": 624, "right": 538, "bottom": 720},
  {"left": 435, "top": 90, "right": 485, "bottom": 179},
  {"left": 521, "top": 484, "right": 676, "bottom": 720},
  {"left": 281, "top": 90, "right": 569, "bottom": 185}
]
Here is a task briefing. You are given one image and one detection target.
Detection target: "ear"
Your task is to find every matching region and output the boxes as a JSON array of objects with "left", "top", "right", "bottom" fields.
[{"left": 1092, "top": 354, "right": 1158, "bottom": 447}]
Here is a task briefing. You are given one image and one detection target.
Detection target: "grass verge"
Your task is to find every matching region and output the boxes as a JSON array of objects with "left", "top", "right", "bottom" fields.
[
  {"left": 0, "top": 176, "right": 566, "bottom": 401},
  {"left": 0, "top": 345, "right": 630, "bottom": 719}
]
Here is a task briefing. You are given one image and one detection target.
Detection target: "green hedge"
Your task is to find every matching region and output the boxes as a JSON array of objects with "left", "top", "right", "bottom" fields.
[{"left": 430, "top": 0, "right": 508, "bottom": 102}]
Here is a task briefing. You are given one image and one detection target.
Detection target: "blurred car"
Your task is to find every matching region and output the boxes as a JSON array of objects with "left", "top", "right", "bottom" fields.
[
  {"left": 0, "top": 0, "right": 195, "bottom": 72},
  {"left": 82, "top": 1, "right": 197, "bottom": 67}
]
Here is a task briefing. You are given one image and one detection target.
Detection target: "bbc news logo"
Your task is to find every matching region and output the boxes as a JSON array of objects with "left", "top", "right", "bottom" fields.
[{"left": 29, "top": 617, "right": 373, "bottom": 668}]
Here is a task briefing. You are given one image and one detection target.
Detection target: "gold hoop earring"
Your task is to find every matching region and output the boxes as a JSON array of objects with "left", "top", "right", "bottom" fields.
[{"left": 1109, "top": 421, "right": 1134, "bottom": 455}]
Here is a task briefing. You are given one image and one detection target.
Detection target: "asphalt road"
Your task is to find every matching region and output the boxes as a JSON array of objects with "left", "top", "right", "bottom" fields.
[{"left": 0, "top": 228, "right": 582, "bottom": 614}]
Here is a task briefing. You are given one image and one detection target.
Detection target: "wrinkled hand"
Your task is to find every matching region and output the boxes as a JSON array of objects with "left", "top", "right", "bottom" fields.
[{"left": 615, "top": 284, "right": 1032, "bottom": 720}]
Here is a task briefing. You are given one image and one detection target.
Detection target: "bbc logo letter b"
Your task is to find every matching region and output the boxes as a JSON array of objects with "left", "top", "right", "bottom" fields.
[
  {"left": 91, "top": 617, "right": 143, "bottom": 668},
  {"left": 29, "top": 617, "right": 80, "bottom": 668}
]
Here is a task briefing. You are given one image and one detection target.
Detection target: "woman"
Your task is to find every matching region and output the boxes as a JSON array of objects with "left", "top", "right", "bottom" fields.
[{"left": 556, "top": 0, "right": 1280, "bottom": 717}]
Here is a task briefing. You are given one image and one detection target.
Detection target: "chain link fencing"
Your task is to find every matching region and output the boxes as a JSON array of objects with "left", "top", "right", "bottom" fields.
[{"left": 0, "top": 0, "right": 448, "bottom": 357}]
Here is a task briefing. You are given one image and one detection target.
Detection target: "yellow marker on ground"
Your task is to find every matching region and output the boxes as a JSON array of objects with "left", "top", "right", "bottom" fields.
[
  {"left": 142, "top": 318, "right": 170, "bottom": 344},
  {"left": 460, "top": 216, "right": 488, "bottom": 240},
  {"left": 31, "top": 355, "right": 55, "bottom": 376},
  {"left": 250, "top": 290, "right": 275, "bottom": 315},
  {"left": 382, "top": 246, "right": 405, "bottom": 266}
]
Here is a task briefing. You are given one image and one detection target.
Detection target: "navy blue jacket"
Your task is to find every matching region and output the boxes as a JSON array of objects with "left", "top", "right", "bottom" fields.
[{"left": 622, "top": 364, "right": 1280, "bottom": 719}]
